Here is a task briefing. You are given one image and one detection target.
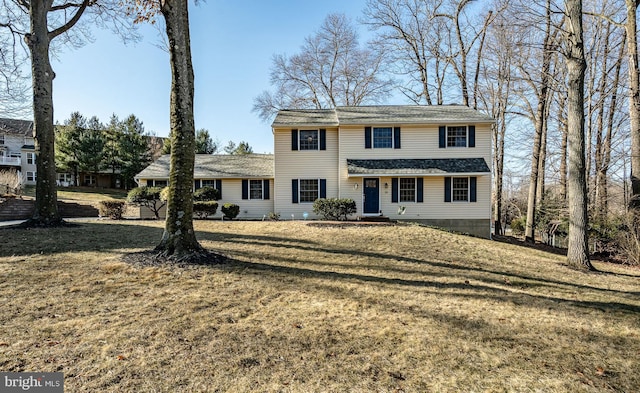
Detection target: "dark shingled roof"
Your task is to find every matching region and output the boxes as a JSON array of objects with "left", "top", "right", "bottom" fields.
[
  {"left": 347, "top": 158, "right": 490, "bottom": 175},
  {"left": 136, "top": 154, "right": 274, "bottom": 180},
  {"left": 0, "top": 118, "right": 34, "bottom": 137},
  {"left": 272, "top": 105, "right": 493, "bottom": 127}
]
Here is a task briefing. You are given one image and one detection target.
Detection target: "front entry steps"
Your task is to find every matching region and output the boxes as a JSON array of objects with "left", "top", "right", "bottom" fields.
[{"left": 359, "top": 215, "right": 391, "bottom": 222}]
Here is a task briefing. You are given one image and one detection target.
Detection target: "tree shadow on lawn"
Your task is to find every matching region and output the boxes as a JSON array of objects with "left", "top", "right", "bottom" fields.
[{"left": 206, "top": 232, "right": 640, "bottom": 299}]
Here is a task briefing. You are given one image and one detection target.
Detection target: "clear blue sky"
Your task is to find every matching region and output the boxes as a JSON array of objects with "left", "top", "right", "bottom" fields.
[{"left": 51, "top": 0, "right": 374, "bottom": 154}]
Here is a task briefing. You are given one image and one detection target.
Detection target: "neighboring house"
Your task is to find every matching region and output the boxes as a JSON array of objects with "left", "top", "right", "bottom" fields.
[
  {"left": 135, "top": 105, "right": 493, "bottom": 237},
  {"left": 135, "top": 154, "right": 274, "bottom": 219},
  {"left": 0, "top": 118, "right": 37, "bottom": 185}
]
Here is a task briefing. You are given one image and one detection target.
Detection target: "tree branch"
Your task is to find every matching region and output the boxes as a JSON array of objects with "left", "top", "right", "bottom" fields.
[{"left": 48, "top": 0, "right": 91, "bottom": 40}]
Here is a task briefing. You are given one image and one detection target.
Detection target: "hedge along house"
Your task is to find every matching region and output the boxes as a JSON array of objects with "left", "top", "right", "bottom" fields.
[
  {"left": 134, "top": 154, "right": 274, "bottom": 219},
  {"left": 272, "top": 105, "right": 494, "bottom": 238}
]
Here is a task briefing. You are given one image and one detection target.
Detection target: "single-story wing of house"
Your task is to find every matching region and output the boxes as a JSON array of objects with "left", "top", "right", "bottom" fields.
[{"left": 134, "top": 153, "right": 274, "bottom": 220}]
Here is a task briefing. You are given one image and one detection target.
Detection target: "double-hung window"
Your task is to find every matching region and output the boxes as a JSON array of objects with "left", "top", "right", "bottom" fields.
[
  {"left": 452, "top": 178, "right": 469, "bottom": 201},
  {"left": 391, "top": 178, "right": 424, "bottom": 203},
  {"left": 26, "top": 171, "right": 36, "bottom": 182},
  {"left": 444, "top": 176, "right": 477, "bottom": 203},
  {"left": 299, "top": 130, "right": 319, "bottom": 150},
  {"left": 292, "top": 129, "right": 326, "bottom": 151},
  {"left": 365, "top": 127, "right": 401, "bottom": 149},
  {"left": 399, "top": 178, "right": 416, "bottom": 202},
  {"left": 0, "top": 134, "right": 4, "bottom": 145},
  {"left": 26, "top": 152, "right": 36, "bottom": 165},
  {"left": 373, "top": 127, "right": 393, "bottom": 148},
  {"left": 242, "top": 179, "right": 270, "bottom": 200},
  {"left": 292, "top": 178, "right": 327, "bottom": 203},
  {"left": 299, "top": 179, "right": 319, "bottom": 202},
  {"left": 439, "top": 125, "right": 475, "bottom": 148}
]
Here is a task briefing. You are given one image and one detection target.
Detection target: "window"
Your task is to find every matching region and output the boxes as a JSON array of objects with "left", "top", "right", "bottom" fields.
[
  {"left": 292, "top": 129, "right": 326, "bottom": 151},
  {"left": 439, "top": 125, "right": 475, "bottom": 148},
  {"left": 153, "top": 180, "right": 168, "bottom": 187},
  {"left": 57, "top": 173, "right": 72, "bottom": 183},
  {"left": 365, "top": 126, "right": 401, "bottom": 149},
  {"left": 249, "top": 180, "right": 263, "bottom": 199},
  {"left": 201, "top": 179, "right": 216, "bottom": 188},
  {"left": 0, "top": 134, "right": 4, "bottom": 145},
  {"left": 84, "top": 175, "right": 96, "bottom": 186},
  {"left": 399, "top": 178, "right": 416, "bottom": 202},
  {"left": 299, "top": 130, "right": 319, "bottom": 150},
  {"left": 299, "top": 179, "right": 319, "bottom": 203},
  {"left": 452, "top": 178, "right": 469, "bottom": 201},
  {"left": 26, "top": 171, "right": 36, "bottom": 182},
  {"left": 447, "top": 126, "right": 467, "bottom": 147},
  {"left": 373, "top": 127, "right": 393, "bottom": 148},
  {"left": 26, "top": 152, "right": 35, "bottom": 165}
]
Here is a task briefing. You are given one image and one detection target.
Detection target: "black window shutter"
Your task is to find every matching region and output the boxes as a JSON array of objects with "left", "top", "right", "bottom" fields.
[
  {"left": 215, "top": 179, "right": 222, "bottom": 199},
  {"left": 263, "top": 179, "right": 270, "bottom": 200},
  {"left": 417, "top": 177, "right": 424, "bottom": 203},
  {"left": 444, "top": 177, "right": 452, "bottom": 202},
  {"left": 439, "top": 126, "right": 446, "bottom": 148},
  {"left": 291, "top": 129, "right": 298, "bottom": 151},
  {"left": 320, "top": 179, "right": 327, "bottom": 199},
  {"left": 365, "top": 127, "right": 372, "bottom": 149},
  {"left": 320, "top": 129, "right": 326, "bottom": 150},
  {"left": 470, "top": 177, "right": 477, "bottom": 202},
  {"left": 292, "top": 179, "right": 299, "bottom": 203},
  {"left": 392, "top": 178, "right": 399, "bottom": 203},
  {"left": 194, "top": 180, "right": 201, "bottom": 190},
  {"left": 394, "top": 127, "right": 401, "bottom": 149},
  {"left": 241, "top": 179, "right": 249, "bottom": 200},
  {"left": 468, "top": 125, "right": 475, "bottom": 148}
]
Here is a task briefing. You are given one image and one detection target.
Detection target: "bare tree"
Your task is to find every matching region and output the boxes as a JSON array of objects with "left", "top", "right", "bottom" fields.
[
  {"left": 564, "top": 0, "right": 594, "bottom": 270},
  {"left": 1, "top": 1, "right": 135, "bottom": 226},
  {"left": 625, "top": 0, "right": 640, "bottom": 214},
  {"left": 253, "top": 13, "right": 393, "bottom": 122}
]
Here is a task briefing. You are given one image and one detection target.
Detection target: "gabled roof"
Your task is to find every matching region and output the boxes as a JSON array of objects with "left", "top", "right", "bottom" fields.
[
  {"left": 347, "top": 158, "right": 491, "bottom": 176},
  {"left": 271, "top": 105, "right": 493, "bottom": 128},
  {"left": 136, "top": 154, "right": 274, "bottom": 180},
  {"left": 0, "top": 118, "right": 34, "bottom": 137}
]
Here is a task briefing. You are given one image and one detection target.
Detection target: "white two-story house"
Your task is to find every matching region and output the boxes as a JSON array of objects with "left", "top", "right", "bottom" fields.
[
  {"left": 272, "top": 105, "right": 493, "bottom": 237},
  {"left": 135, "top": 105, "right": 493, "bottom": 237},
  {"left": 0, "top": 118, "right": 37, "bottom": 185}
]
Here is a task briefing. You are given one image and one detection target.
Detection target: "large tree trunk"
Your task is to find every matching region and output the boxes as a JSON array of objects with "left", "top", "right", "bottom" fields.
[
  {"left": 25, "top": 0, "right": 62, "bottom": 226},
  {"left": 565, "top": 0, "right": 594, "bottom": 270},
  {"left": 155, "top": 0, "right": 203, "bottom": 258},
  {"left": 524, "top": 0, "right": 553, "bottom": 243},
  {"left": 626, "top": 0, "right": 640, "bottom": 213}
]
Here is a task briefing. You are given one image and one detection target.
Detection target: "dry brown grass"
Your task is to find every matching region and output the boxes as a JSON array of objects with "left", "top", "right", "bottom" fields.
[{"left": 0, "top": 220, "right": 638, "bottom": 392}]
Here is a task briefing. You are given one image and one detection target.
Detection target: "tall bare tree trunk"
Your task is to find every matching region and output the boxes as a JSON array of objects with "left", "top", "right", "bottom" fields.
[
  {"left": 626, "top": 0, "right": 640, "bottom": 213},
  {"left": 155, "top": 0, "right": 203, "bottom": 258},
  {"left": 25, "top": 0, "right": 62, "bottom": 226},
  {"left": 525, "top": 0, "right": 553, "bottom": 243},
  {"left": 565, "top": 0, "right": 594, "bottom": 270}
]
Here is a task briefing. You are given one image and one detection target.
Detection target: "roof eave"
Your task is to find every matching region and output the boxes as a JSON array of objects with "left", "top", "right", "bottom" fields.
[{"left": 347, "top": 171, "right": 491, "bottom": 177}]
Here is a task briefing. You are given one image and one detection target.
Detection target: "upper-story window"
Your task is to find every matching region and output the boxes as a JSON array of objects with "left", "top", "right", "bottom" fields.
[
  {"left": 299, "top": 130, "right": 319, "bottom": 150},
  {"left": 0, "top": 134, "right": 4, "bottom": 145},
  {"left": 439, "top": 125, "right": 475, "bottom": 148},
  {"left": 365, "top": 126, "right": 401, "bottom": 149},
  {"left": 26, "top": 152, "right": 36, "bottom": 165},
  {"left": 291, "top": 129, "right": 326, "bottom": 151},
  {"left": 373, "top": 127, "right": 393, "bottom": 148}
]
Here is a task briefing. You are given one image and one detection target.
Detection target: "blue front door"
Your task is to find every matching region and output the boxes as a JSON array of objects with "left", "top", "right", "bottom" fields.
[{"left": 363, "top": 178, "right": 379, "bottom": 214}]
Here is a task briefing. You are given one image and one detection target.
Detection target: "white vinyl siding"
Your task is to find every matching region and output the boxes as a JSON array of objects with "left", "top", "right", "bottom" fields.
[{"left": 274, "top": 127, "right": 339, "bottom": 218}]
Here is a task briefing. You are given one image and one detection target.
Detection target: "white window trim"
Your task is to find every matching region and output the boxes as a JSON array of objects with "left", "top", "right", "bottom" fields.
[
  {"left": 298, "top": 178, "right": 320, "bottom": 204},
  {"left": 26, "top": 152, "right": 36, "bottom": 165},
  {"left": 26, "top": 171, "right": 36, "bottom": 182},
  {"left": 372, "top": 126, "right": 395, "bottom": 149},
  {"left": 248, "top": 179, "right": 264, "bottom": 200},
  {"left": 398, "top": 177, "right": 418, "bottom": 203},
  {"left": 446, "top": 125, "right": 469, "bottom": 148},
  {"left": 298, "top": 129, "right": 320, "bottom": 151},
  {"left": 451, "top": 176, "right": 470, "bottom": 202}
]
